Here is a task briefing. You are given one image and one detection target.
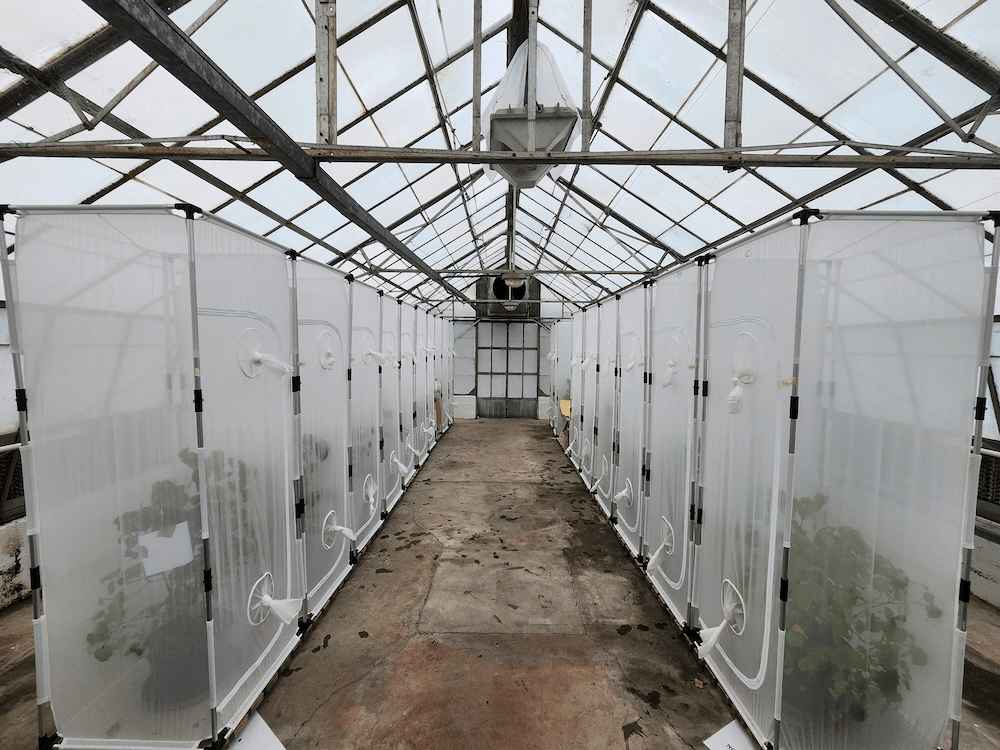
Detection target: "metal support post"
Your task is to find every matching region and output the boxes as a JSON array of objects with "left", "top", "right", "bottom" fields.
[
  {"left": 723, "top": 0, "right": 746, "bottom": 153},
  {"left": 526, "top": 0, "right": 538, "bottom": 152},
  {"left": 316, "top": 0, "right": 337, "bottom": 144},
  {"left": 582, "top": 0, "right": 593, "bottom": 151},
  {"left": 472, "top": 0, "right": 482, "bottom": 150}
]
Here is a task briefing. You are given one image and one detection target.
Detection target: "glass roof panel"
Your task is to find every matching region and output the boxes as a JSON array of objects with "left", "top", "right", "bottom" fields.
[
  {"left": 371, "top": 188, "right": 421, "bottom": 226},
  {"left": 712, "top": 174, "right": 791, "bottom": 224},
  {"left": 190, "top": 160, "right": 281, "bottom": 196},
  {"left": 679, "top": 203, "right": 740, "bottom": 243},
  {"left": 0, "top": 0, "right": 105, "bottom": 67},
  {"left": 745, "top": 0, "right": 911, "bottom": 116},
  {"left": 247, "top": 170, "right": 322, "bottom": 218},
  {"left": 539, "top": 0, "right": 637, "bottom": 67},
  {"left": 897, "top": 46, "right": 987, "bottom": 116},
  {"left": 825, "top": 69, "right": 943, "bottom": 145},
  {"left": 93, "top": 178, "right": 174, "bottom": 205},
  {"left": 410, "top": 165, "right": 460, "bottom": 207},
  {"left": 598, "top": 85, "right": 671, "bottom": 150},
  {"left": 346, "top": 163, "right": 410, "bottom": 208},
  {"left": 8, "top": 92, "right": 82, "bottom": 138},
  {"left": 867, "top": 189, "right": 941, "bottom": 211},
  {"left": 191, "top": 0, "right": 314, "bottom": 94},
  {"left": 536, "top": 24, "right": 609, "bottom": 113},
  {"left": 619, "top": 12, "right": 716, "bottom": 114},
  {"left": 651, "top": 0, "right": 729, "bottom": 48},
  {"left": 372, "top": 82, "right": 441, "bottom": 147},
  {"left": 104, "top": 67, "right": 218, "bottom": 135},
  {"left": 138, "top": 160, "right": 232, "bottom": 208},
  {"left": 920, "top": 170, "right": 1000, "bottom": 211},
  {"left": 213, "top": 200, "right": 279, "bottom": 235},
  {"left": 328, "top": 222, "right": 372, "bottom": 252},
  {"left": 0, "top": 156, "right": 118, "bottom": 204},
  {"left": 257, "top": 65, "right": 321, "bottom": 143},
  {"left": 65, "top": 41, "right": 151, "bottom": 108},
  {"left": 812, "top": 170, "right": 908, "bottom": 209},
  {"left": 944, "top": 2, "right": 1000, "bottom": 68},
  {"left": 414, "top": 0, "right": 511, "bottom": 67},
  {"left": 658, "top": 223, "right": 705, "bottom": 257},
  {"left": 295, "top": 201, "right": 350, "bottom": 238},
  {"left": 609, "top": 190, "right": 673, "bottom": 237},
  {"left": 337, "top": 8, "right": 424, "bottom": 110},
  {"left": 628, "top": 166, "right": 706, "bottom": 218},
  {"left": 740, "top": 81, "right": 815, "bottom": 147},
  {"left": 265, "top": 225, "right": 312, "bottom": 252}
]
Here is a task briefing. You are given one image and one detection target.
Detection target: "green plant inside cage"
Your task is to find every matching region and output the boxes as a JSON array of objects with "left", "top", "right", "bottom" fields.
[{"left": 784, "top": 493, "right": 943, "bottom": 723}]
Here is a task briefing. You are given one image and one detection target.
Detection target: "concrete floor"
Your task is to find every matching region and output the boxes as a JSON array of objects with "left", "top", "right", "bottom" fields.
[{"left": 1, "top": 418, "right": 999, "bottom": 749}]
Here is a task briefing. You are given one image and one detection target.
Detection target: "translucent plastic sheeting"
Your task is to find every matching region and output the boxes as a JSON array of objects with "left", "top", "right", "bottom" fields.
[
  {"left": 780, "top": 216, "right": 986, "bottom": 749},
  {"left": 647, "top": 266, "right": 700, "bottom": 624},
  {"left": 349, "top": 282, "right": 384, "bottom": 552},
  {"left": 613, "top": 286, "right": 647, "bottom": 557},
  {"left": 9, "top": 209, "right": 209, "bottom": 747},
  {"left": 399, "top": 304, "right": 418, "bottom": 479},
  {"left": 568, "top": 313, "right": 585, "bottom": 467},
  {"left": 381, "top": 297, "right": 403, "bottom": 510},
  {"left": 595, "top": 299, "right": 619, "bottom": 515},
  {"left": 296, "top": 260, "right": 351, "bottom": 618},
  {"left": 192, "top": 216, "right": 298, "bottom": 733},
  {"left": 698, "top": 225, "right": 801, "bottom": 745},
  {"left": 580, "top": 306, "right": 602, "bottom": 488}
]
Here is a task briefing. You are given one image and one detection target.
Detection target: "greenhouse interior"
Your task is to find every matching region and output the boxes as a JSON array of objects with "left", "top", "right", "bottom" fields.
[{"left": 2, "top": 1, "right": 1000, "bottom": 749}]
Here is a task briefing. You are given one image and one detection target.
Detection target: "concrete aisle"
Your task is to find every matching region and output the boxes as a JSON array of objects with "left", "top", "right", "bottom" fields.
[{"left": 259, "top": 418, "right": 736, "bottom": 749}]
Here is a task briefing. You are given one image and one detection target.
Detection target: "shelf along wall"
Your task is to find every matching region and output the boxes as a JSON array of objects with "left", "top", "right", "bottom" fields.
[
  {"left": 560, "top": 210, "right": 994, "bottom": 750},
  {"left": 2, "top": 206, "right": 450, "bottom": 750}
]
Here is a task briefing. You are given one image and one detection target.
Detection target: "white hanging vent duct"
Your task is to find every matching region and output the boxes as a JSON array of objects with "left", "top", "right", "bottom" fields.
[{"left": 485, "top": 39, "right": 580, "bottom": 189}]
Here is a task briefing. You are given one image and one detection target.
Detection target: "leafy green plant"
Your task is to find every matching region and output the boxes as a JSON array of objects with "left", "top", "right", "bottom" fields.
[
  {"left": 784, "top": 493, "right": 942, "bottom": 722},
  {"left": 86, "top": 448, "right": 258, "bottom": 663}
]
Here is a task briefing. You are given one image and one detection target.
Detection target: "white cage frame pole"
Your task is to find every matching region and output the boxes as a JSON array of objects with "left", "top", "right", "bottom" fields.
[
  {"left": 953, "top": 214, "right": 1000, "bottom": 748},
  {"left": 771, "top": 208, "right": 820, "bottom": 749},
  {"left": 179, "top": 204, "right": 222, "bottom": 746},
  {"left": 345, "top": 274, "right": 358, "bottom": 565}
]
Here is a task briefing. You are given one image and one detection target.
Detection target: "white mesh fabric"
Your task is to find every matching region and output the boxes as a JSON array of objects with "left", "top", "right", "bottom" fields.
[
  {"left": 191, "top": 217, "right": 297, "bottom": 733},
  {"left": 12, "top": 209, "right": 209, "bottom": 746},
  {"left": 614, "top": 287, "right": 646, "bottom": 556},
  {"left": 349, "top": 283, "right": 384, "bottom": 552},
  {"left": 647, "top": 266, "right": 699, "bottom": 623},
  {"left": 698, "top": 224, "right": 801, "bottom": 744},
  {"left": 595, "top": 300, "right": 618, "bottom": 513},
  {"left": 781, "top": 216, "right": 985, "bottom": 749},
  {"left": 296, "top": 260, "right": 351, "bottom": 618},
  {"left": 381, "top": 297, "right": 403, "bottom": 509}
]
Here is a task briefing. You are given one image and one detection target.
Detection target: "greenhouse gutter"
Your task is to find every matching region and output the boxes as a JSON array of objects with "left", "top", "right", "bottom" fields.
[{"left": 79, "top": 0, "right": 473, "bottom": 306}]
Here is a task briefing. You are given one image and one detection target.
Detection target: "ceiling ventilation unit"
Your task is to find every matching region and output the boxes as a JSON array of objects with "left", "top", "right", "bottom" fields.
[{"left": 484, "top": 37, "right": 579, "bottom": 190}]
